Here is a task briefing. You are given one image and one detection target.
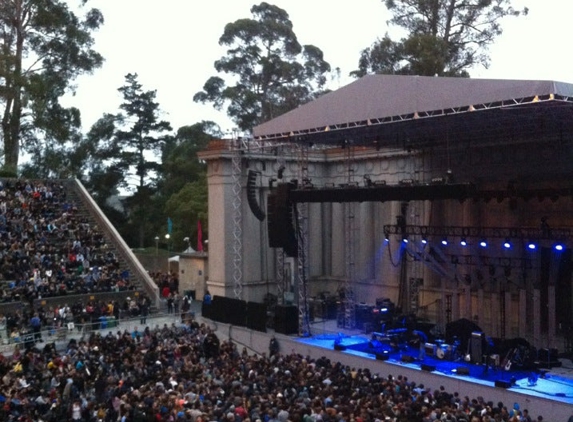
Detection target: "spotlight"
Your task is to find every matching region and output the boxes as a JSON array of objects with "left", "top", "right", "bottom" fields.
[
  {"left": 421, "top": 237, "right": 427, "bottom": 245},
  {"left": 384, "top": 230, "right": 390, "bottom": 242},
  {"left": 555, "top": 244, "right": 564, "bottom": 251},
  {"left": 479, "top": 240, "right": 487, "bottom": 248},
  {"left": 441, "top": 238, "right": 448, "bottom": 246},
  {"left": 460, "top": 238, "right": 467, "bottom": 247},
  {"left": 503, "top": 239, "right": 511, "bottom": 249},
  {"left": 527, "top": 241, "right": 537, "bottom": 250},
  {"left": 402, "top": 237, "right": 409, "bottom": 244}
]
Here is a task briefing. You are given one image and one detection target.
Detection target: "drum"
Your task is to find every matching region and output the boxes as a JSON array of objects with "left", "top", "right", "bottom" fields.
[{"left": 436, "top": 344, "right": 451, "bottom": 360}]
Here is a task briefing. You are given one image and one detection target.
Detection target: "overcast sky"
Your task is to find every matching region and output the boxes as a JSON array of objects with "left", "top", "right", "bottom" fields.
[{"left": 62, "top": 0, "right": 573, "bottom": 134}]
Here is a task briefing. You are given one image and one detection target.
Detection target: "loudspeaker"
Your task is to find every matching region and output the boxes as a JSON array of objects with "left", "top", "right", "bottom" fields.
[
  {"left": 456, "top": 366, "right": 470, "bottom": 375},
  {"left": 274, "top": 305, "right": 298, "bottom": 335},
  {"left": 401, "top": 355, "right": 415, "bottom": 363},
  {"left": 334, "top": 344, "right": 346, "bottom": 351},
  {"left": 421, "top": 364, "right": 436, "bottom": 372},
  {"left": 376, "top": 352, "right": 389, "bottom": 360},
  {"left": 246, "top": 302, "right": 267, "bottom": 332},
  {"left": 470, "top": 331, "right": 484, "bottom": 363},
  {"left": 267, "top": 183, "right": 298, "bottom": 257},
  {"left": 495, "top": 379, "right": 512, "bottom": 388},
  {"left": 247, "top": 170, "right": 266, "bottom": 221}
]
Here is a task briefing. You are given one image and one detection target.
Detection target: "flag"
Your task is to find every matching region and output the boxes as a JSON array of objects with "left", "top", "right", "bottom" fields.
[
  {"left": 167, "top": 217, "right": 173, "bottom": 234},
  {"left": 197, "top": 220, "right": 203, "bottom": 252}
]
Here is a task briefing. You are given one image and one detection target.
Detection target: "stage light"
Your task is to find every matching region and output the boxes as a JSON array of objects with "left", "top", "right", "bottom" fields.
[
  {"left": 503, "top": 239, "right": 511, "bottom": 249},
  {"left": 527, "top": 242, "right": 537, "bottom": 250},
  {"left": 460, "top": 238, "right": 467, "bottom": 247},
  {"left": 421, "top": 237, "right": 428, "bottom": 245},
  {"left": 479, "top": 239, "right": 487, "bottom": 248},
  {"left": 441, "top": 238, "right": 448, "bottom": 246},
  {"left": 555, "top": 243, "right": 564, "bottom": 251},
  {"left": 402, "top": 237, "right": 409, "bottom": 243}
]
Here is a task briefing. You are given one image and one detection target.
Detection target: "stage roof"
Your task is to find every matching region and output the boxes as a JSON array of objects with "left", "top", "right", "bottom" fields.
[{"left": 252, "top": 74, "right": 573, "bottom": 148}]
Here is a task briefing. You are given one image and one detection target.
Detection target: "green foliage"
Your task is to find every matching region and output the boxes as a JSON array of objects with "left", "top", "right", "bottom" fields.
[
  {"left": 159, "top": 121, "right": 218, "bottom": 197},
  {"left": 0, "top": 0, "right": 104, "bottom": 173},
  {"left": 194, "top": 2, "right": 331, "bottom": 131},
  {"left": 164, "top": 176, "right": 208, "bottom": 252},
  {"left": 352, "top": 0, "right": 527, "bottom": 78}
]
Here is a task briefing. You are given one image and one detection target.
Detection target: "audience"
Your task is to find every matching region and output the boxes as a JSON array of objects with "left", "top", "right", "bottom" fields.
[
  {"left": 0, "top": 179, "right": 136, "bottom": 305},
  {"left": 0, "top": 317, "right": 548, "bottom": 422}
]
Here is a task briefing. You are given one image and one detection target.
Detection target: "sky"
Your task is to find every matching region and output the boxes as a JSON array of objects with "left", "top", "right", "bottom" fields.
[{"left": 62, "top": 0, "right": 573, "bottom": 135}]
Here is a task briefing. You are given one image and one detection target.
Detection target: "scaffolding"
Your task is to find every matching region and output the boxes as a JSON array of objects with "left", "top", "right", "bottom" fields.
[
  {"left": 343, "top": 141, "right": 356, "bottom": 329},
  {"left": 231, "top": 137, "right": 243, "bottom": 299},
  {"left": 296, "top": 144, "right": 311, "bottom": 336}
]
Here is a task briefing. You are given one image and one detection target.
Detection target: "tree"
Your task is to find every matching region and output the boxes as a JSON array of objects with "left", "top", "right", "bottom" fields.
[
  {"left": 0, "top": 0, "right": 104, "bottom": 173},
  {"left": 164, "top": 176, "right": 208, "bottom": 253},
  {"left": 81, "top": 73, "right": 172, "bottom": 248},
  {"left": 194, "top": 2, "right": 331, "bottom": 132},
  {"left": 352, "top": 0, "right": 528, "bottom": 78}
]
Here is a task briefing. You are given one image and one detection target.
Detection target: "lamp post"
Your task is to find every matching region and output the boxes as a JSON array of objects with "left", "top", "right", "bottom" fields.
[{"left": 165, "top": 234, "right": 171, "bottom": 273}]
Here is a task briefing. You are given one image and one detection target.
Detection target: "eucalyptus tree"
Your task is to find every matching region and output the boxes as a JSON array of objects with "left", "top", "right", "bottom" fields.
[
  {"left": 0, "top": 0, "right": 104, "bottom": 173},
  {"left": 194, "top": 2, "right": 331, "bottom": 131},
  {"left": 353, "top": 0, "right": 528, "bottom": 77}
]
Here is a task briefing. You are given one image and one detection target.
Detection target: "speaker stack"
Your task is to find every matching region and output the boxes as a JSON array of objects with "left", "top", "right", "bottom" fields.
[
  {"left": 247, "top": 170, "right": 266, "bottom": 221},
  {"left": 274, "top": 305, "right": 298, "bottom": 335},
  {"left": 267, "top": 183, "right": 298, "bottom": 257}
]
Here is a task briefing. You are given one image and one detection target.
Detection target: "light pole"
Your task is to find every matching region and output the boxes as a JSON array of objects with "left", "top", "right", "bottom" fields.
[{"left": 165, "top": 234, "right": 171, "bottom": 273}]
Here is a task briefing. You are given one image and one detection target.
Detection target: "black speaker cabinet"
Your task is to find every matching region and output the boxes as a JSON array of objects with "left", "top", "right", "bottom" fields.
[
  {"left": 334, "top": 344, "right": 346, "bottom": 351},
  {"left": 401, "top": 354, "right": 415, "bottom": 363},
  {"left": 456, "top": 366, "right": 470, "bottom": 375},
  {"left": 275, "top": 305, "right": 298, "bottom": 335},
  {"left": 246, "top": 302, "right": 267, "bottom": 332},
  {"left": 470, "top": 331, "right": 484, "bottom": 363},
  {"left": 495, "top": 379, "right": 512, "bottom": 388},
  {"left": 421, "top": 363, "right": 436, "bottom": 372},
  {"left": 375, "top": 352, "right": 389, "bottom": 360}
]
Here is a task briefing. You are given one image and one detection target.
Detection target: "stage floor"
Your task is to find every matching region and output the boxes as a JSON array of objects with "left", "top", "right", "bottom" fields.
[{"left": 296, "top": 319, "right": 573, "bottom": 406}]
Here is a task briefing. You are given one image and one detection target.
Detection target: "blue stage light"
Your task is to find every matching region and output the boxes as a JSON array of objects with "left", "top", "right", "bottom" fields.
[
  {"left": 460, "top": 238, "right": 467, "bottom": 247},
  {"left": 503, "top": 239, "right": 511, "bottom": 249},
  {"left": 441, "top": 238, "right": 448, "bottom": 246},
  {"left": 527, "top": 242, "right": 536, "bottom": 250},
  {"left": 555, "top": 244, "right": 564, "bottom": 251},
  {"left": 479, "top": 240, "right": 487, "bottom": 248},
  {"left": 402, "top": 238, "right": 408, "bottom": 243}
]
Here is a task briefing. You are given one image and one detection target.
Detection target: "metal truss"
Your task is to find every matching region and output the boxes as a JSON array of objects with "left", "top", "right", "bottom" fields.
[
  {"left": 296, "top": 145, "right": 311, "bottom": 336},
  {"left": 384, "top": 224, "right": 572, "bottom": 243},
  {"left": 231, "top": 138, "right": 243, "bottom": 299},
  {"left": 253, "top": 93, "right": 573, "bottom": 143},
  {"left": 343, "top": 142, "right": 356, "bottom": 330}
]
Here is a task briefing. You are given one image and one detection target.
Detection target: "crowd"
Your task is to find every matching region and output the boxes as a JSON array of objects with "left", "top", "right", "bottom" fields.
[
  {"left": 1, "top": 295, "right": 152, "bottom": 345},
  {"left": 0, "top": 179, "right": 136, "bottom": 304},
  {"left": 0, "top": 315, "right": 549, "bottom": 422}
]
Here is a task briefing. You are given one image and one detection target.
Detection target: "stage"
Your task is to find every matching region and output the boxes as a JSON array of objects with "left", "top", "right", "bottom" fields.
[{"left": 292, "top": 319, "right": 573, "bottom": 414}]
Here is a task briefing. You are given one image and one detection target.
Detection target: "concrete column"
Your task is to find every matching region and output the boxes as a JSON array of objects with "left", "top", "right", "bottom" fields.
[
  {"left": 533, "top": 289, "right": 541, "bottom": 349},
  {"left": 505, "top": 291, "right": 512, "bottom": 339},
  {"left": 519, "top": 289, "right": 527, "bottom": 339},
  {"left": 477, "top": 288, "right": 485, "bottom": 331},
  {"left": 548, "top": 284, "right": 556, "bottom": 349},
  {"left": 465, "top": 286, "right": 471, "bottom": 320}
]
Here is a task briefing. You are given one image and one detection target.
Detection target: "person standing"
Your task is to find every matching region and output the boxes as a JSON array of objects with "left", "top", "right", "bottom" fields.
[
  {"left": 140, "top": 297, "right": 149, "bottom": 325},
  {"left": 30, "top": 313, "right": 42, "bottom": 342}
]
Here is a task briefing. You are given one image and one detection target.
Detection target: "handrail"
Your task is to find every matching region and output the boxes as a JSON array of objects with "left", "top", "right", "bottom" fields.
[{"left": 71, "top": 179, "right": 160, "bottom": 307}]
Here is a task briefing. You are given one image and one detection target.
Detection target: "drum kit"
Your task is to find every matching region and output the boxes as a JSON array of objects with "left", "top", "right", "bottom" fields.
[{"left": 429, "top": 339, "right": 461, "bottom": 361}]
